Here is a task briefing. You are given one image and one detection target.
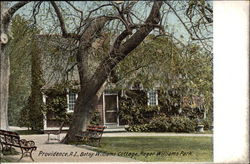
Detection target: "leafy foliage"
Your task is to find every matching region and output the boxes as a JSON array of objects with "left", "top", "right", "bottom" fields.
[
  {"left": 43, "top": 84, "right": 70, "bottom": 125},
  {"left": 115, "top": 35, "right": 212, "bottom": 126},
  {"left": 116, "top": 35, "right": 212, "bottom": 109},
  {"left": 18, "top": 41, "right": 44, "bottom": 130},
  {"left": 90, "top": 111, "right": 102, "bottom": 125},
  {"left": 18, "top": 96, "right": 32, "bottom": 128},
  {"left": 43, "top": 83, "right": 98, "bottom": 126},
  {"left": 29, "top": 40, "right": 44, "bottom": 130},
  {"left": 7, "top": 15, "right": 40, "bottom": 126},
  {"left": 125, "top": 115, "right": 197, "bottom": 133},
  {"left": 168, "top": 116, "right": 196, "bottom": 133},
  {"left": 119, "top": 90, "right": 160, "bottom": 125},
  {"left": 147, "top": 114, "right": 171, "bottom": 132},
  {"left": 120, "top": 90, "right": 209, "bottom": 133}
]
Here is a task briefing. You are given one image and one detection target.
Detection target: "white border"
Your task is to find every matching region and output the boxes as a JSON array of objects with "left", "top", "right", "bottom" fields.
[{"left": 214, "top": 1, "right": 249, "bottom": 163}]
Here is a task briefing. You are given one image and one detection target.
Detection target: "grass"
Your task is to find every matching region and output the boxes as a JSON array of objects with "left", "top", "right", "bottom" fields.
[
  {"left": 0, "top": 148, "right": 19, "bottom": 163},
  {"left": 91, "top": 136, "right": 213, "bottom": 162},
  {"left": 14, "top": 130, "right": 43, "bottom": 135},
  {"left": 195, "top": 130, "right": 213, "bottom": 134},
  {"left": 2, "top": 148, "right": 19, "bottom": 156},
  {"left": 0, "top": 157, "right": 11, "bottom": 163}
]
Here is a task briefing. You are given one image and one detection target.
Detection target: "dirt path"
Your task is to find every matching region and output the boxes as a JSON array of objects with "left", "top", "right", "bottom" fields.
[{"left": 4, "top": 134, "right": 137, "bottom": 162}]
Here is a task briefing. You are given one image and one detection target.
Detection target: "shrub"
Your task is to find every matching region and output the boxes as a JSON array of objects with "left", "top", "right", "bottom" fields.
[
  {"left": 201, "top": 118, "right": 213, "bottom": 130},
  {"left": 119, "top": 96, "right": 159, "bottom": 125},
  {"left": 90, "top": 111, "right": 101, "bottom": 125},
  {"left": 125, "top": 124, "right": 150, "bottom": 132},
  {"left": 147, "top": 115, "right": 170, "bottom": 132},
  {"left": 125, "top": 115, "right": 196, "bottom": 133},
  {"left": 119, "top": 90, "right": 161, "bottom": 126},
  {"left": 168, "top": 116, "right": 196, "bottom": 133}
]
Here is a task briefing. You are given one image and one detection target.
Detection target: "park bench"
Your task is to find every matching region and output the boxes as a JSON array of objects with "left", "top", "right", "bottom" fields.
[
  {"left": 46, "top": 122, "right": 64, "bottom": 142},
  {"left": 0, "top": 129, "right": 37, "bottom": 161},
  {"left": 75, "top": 125, "right": 106, "bottom": 146}
]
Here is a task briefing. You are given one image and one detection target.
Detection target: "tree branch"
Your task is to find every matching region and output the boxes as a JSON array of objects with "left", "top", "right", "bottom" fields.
[
  {"left": 32, "top": 2, "right": 43, "bottom": 25},
  {"left": 121, "top": 1, "right": 163, "bottom": 54},
  {"left": 85, "top": 1, "right": 163, "bottom": 99},
  {"left": 85, "top": 3, "right": 114, "bottom": 22},
  {"left": 50, "top": 1, "right": 80, "bottom": 39},
  {"left": 2, "top": 1, "right": 30, "bottom": 31}
]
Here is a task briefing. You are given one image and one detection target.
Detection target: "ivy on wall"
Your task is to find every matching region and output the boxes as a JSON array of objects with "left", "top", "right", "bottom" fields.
[
  {"left": 119, "top": 90, "right": 211, "bottom": 132},
  {"left": 42, "top": 83, "right": 99, "bottom": 126},
  {"left": 43, "top": 83, "right": 74, "bottom": 126}
]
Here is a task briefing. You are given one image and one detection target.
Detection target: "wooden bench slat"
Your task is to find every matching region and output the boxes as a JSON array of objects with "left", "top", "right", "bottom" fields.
[{"left": 76, "top": 125, "right": 106, "bottom": 146}]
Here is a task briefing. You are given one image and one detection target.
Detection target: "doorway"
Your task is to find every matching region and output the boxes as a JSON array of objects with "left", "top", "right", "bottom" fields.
[{"left": 104, "top": 94, "right": 118, "bottom": 124}]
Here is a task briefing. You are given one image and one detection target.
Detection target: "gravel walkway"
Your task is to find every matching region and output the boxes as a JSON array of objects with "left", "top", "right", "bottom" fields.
[{"left": 3, "top": 134, "right": 137, "bottom": 162}]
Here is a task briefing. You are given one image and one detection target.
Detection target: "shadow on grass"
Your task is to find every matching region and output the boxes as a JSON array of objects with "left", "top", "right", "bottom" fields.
[
  {"left": 0, "top": 148, "right": 19, "bottom": 162},
  {"left": 2, "top": 147, "right": 19, "bottom": 156},
  {"left": 0, "top": 157, "right": 12, "bottom": 163},
  {"left": 14, "top": 130, "right": 43, "bottom": 135}
]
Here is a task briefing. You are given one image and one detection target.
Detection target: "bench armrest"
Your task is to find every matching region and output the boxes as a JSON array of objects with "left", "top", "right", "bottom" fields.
[{"left": 20, "top": 139, "right": 36, "bottom": 149}]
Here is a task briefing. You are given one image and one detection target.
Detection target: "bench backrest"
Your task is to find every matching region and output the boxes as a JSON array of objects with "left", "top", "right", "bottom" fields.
[
  {"left": 87, "top": 125, "right": 105, "bottom": 132},
  {"left": 0, "top": 129, "right": 20, "bottom": 147}
]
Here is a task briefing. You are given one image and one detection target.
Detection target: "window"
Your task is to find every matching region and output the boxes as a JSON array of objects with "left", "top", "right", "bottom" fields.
[
  {"left": 67, "top": 92, "right": 77, "bottom": 112},
  {"left": 147, "top": 90, "right": 158, "bottom": 106}
]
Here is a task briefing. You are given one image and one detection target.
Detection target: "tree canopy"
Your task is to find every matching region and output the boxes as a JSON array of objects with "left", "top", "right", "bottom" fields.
[{"left": 1, "top": 1, "right": 213, "bottom": 143}]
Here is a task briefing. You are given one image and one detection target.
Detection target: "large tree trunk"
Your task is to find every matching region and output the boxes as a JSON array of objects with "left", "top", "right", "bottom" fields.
[
  {"left": 0, "top": 1, "right": 30, "bottom": 130},
  {"left": 62, "top": 92, "right": 95, "bottom": 143},
  {"left": 0, "top": 45, "right": 9, "bottom": 130},
  {"left": 62, "top": 1, "right": 163, "bottom": 143},
  {"left": 62, "top": 81, "right": 106, "bottom": 143},
  {"left": 0, "top": 2, "right": 9, "bottom": 130}
]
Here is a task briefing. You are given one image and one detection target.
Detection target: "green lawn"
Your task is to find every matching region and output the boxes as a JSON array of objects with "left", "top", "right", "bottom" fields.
[
  {"left": 14, "top": 130, "right": 43, "bottom": 135},
  {"left": 0, "top": 158, "right": 9, "bottom": 162},
  {"left": 91, "top": 136, "right": 213, "bottom": 162},
  {"left": 0, "top": 157, "right": 12, "bottom": 163},
  {"left": 0, "top": 147, "right": 20, "bottom": 162}
]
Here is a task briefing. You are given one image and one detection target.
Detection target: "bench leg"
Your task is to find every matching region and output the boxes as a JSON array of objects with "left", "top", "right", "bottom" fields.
[
  {"left": 18, "top": 148, "right": 35, "bottom": 162},
  {"left": 1, "top": 145, "right": 11, "bottom": 154},
  {"left": 0, "top": 142, "right": 4, "bottom": 154},
  {"left": 18, "top": 148, "right": 24, "bottom": 162},
  {"left": 30, "top": 149, "right": 35, "bottom": 162}
]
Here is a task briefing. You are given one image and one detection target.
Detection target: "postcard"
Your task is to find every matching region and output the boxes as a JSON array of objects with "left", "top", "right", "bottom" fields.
[{"left": 0, "top": 1, "right": 248, "bottom": 163}]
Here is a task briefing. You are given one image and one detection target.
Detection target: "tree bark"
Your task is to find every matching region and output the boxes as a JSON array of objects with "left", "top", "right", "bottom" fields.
[
  {"left": 0, "top": 1, "right": 30, "bottom": 130},
  {"left": 62, "top": 81, "right": 106, "bottom": 143},
  {"left": 61, "top": 16, "right": 110, "bottom": 143},
  {"left": 62, "top": 1, "right": 163, "bottom": 143},
  {"left": 0, "top": 2, "right": 9, "bottom": 130},
  {"left": 0, "top": 46, "right": 9, "bottom": 130}
]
